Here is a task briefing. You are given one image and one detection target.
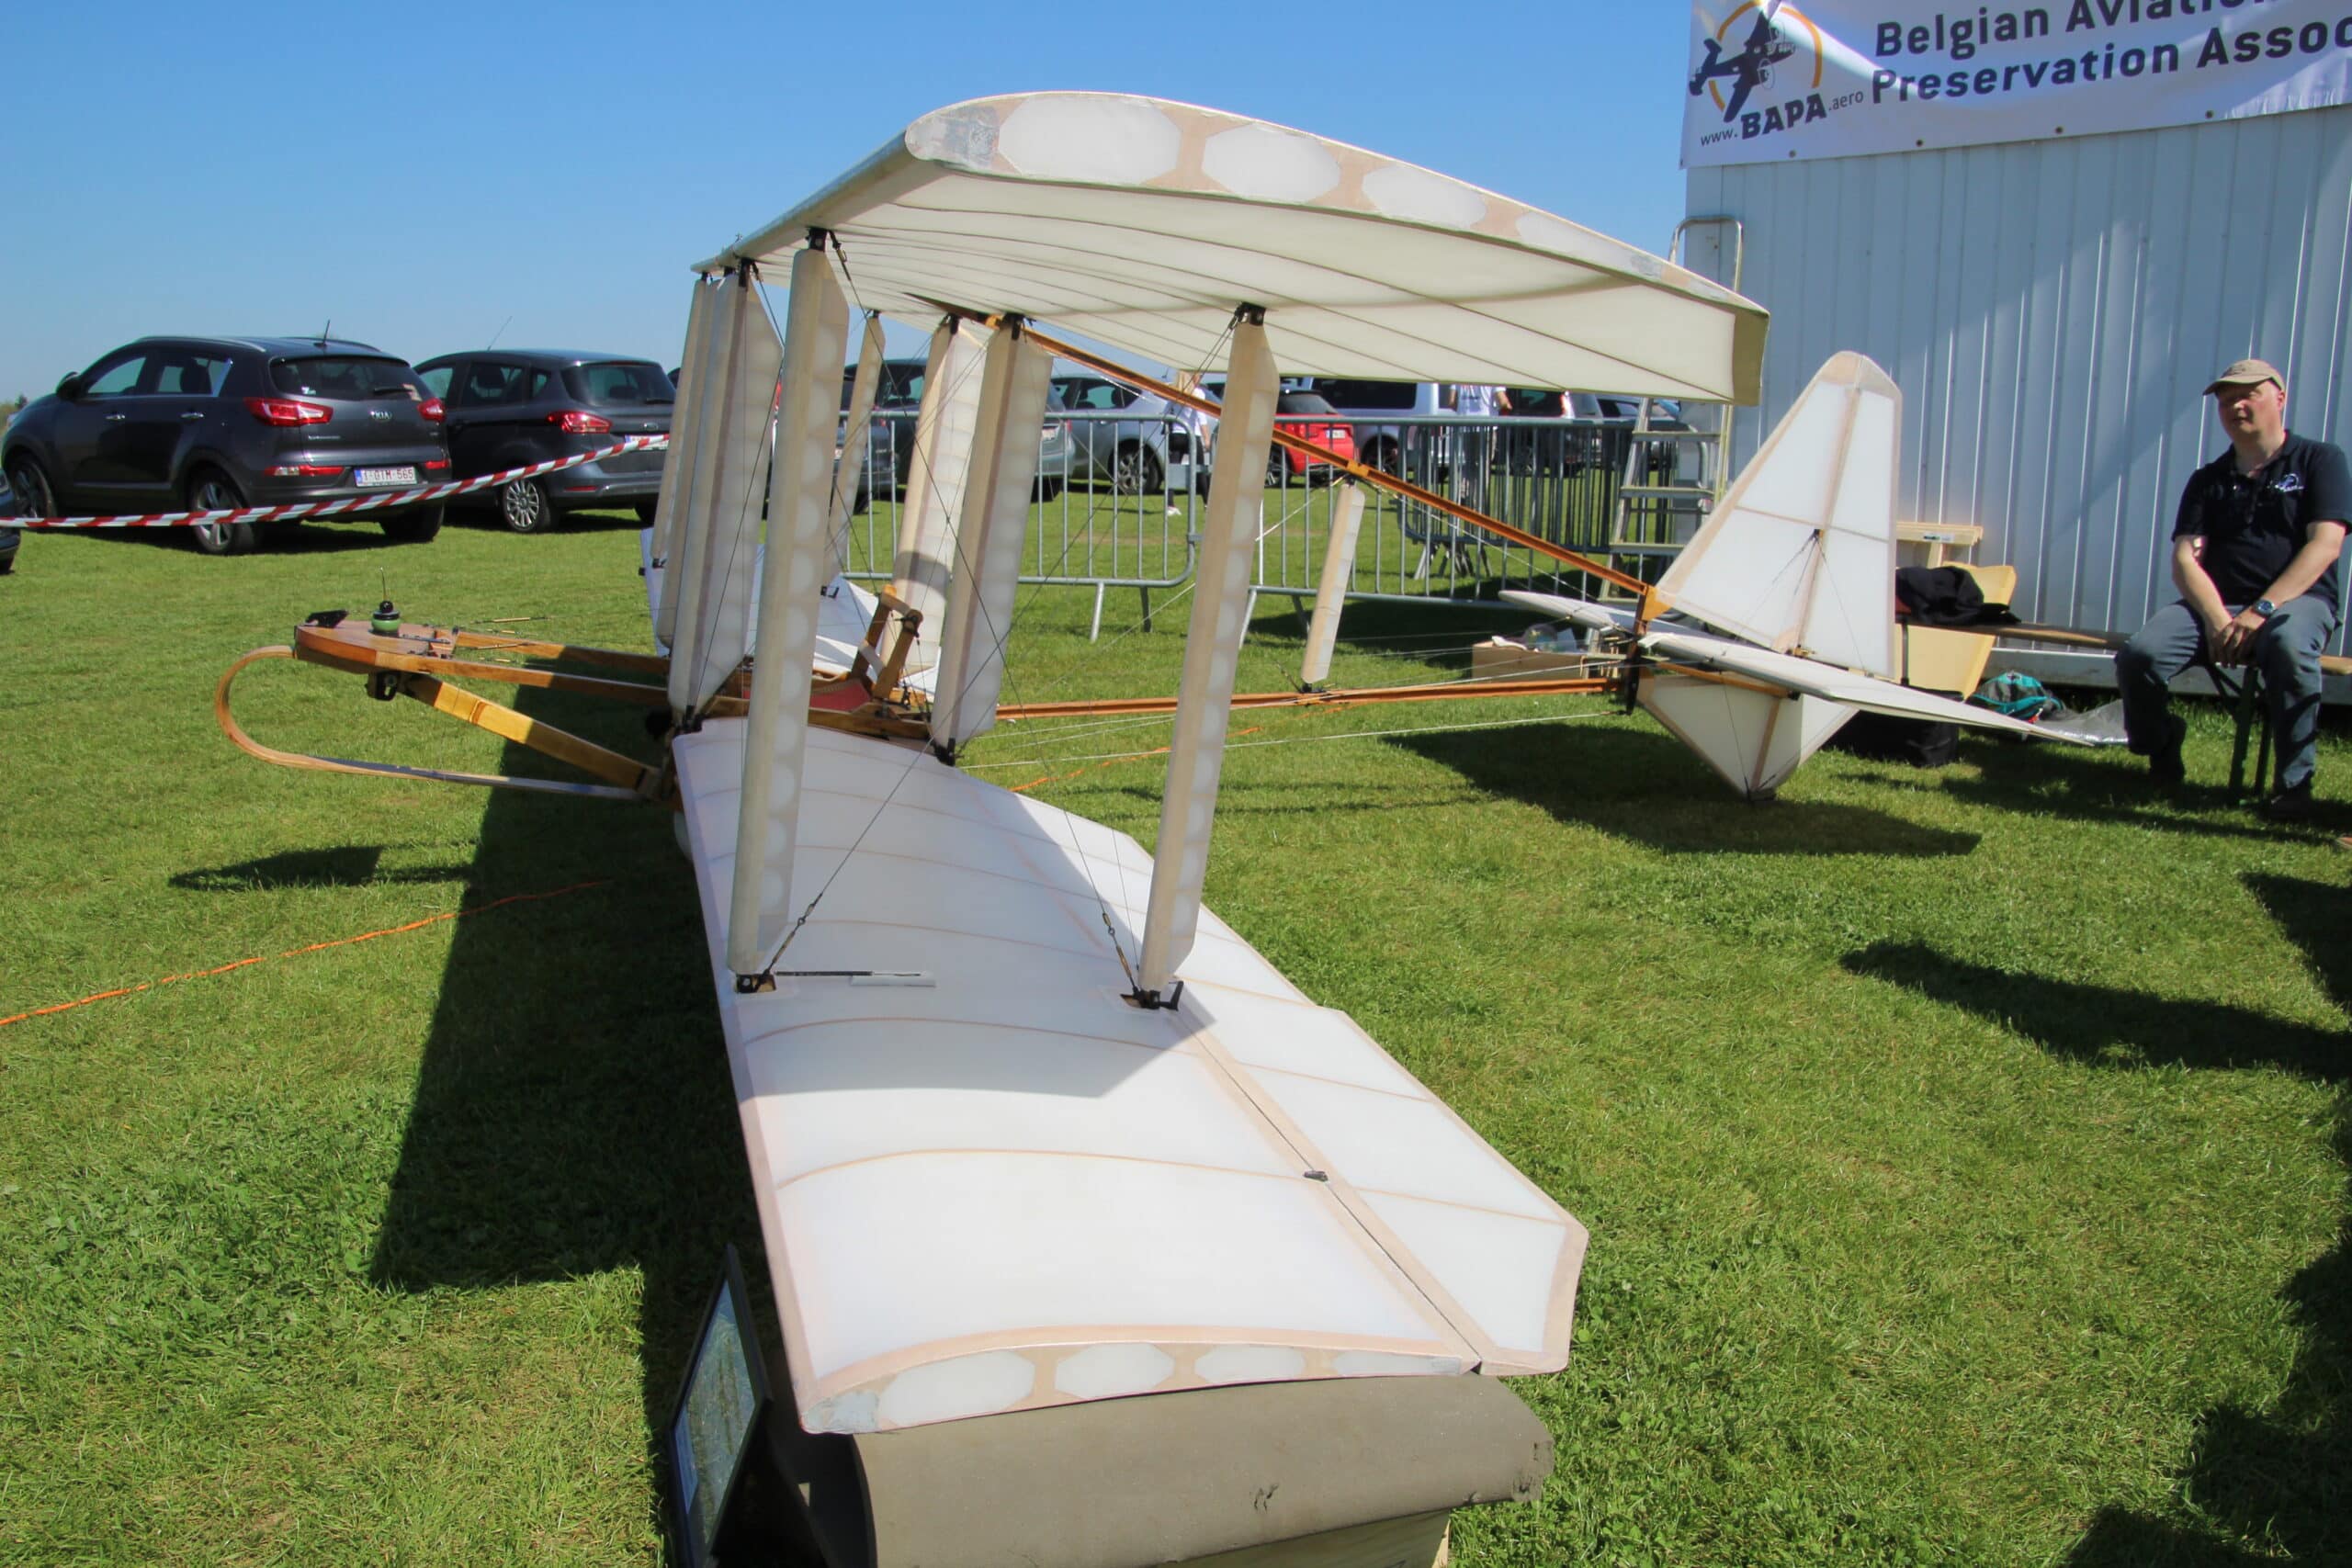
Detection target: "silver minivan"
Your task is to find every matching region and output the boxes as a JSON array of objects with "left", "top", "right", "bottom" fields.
[{"left": 1047, "top": 373, "right": 1204, "bottom": 495}]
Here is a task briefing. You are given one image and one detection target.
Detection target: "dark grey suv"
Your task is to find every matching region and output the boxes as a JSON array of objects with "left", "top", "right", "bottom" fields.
[
  {"left": 0, "top": 336, "right": 449, "bottom": 555},
  {"left": 413, "top": 351, "right": 672, "bottom": 533},
  {"left": 0, "top": 467, "right": 20, "bottom": 575}
]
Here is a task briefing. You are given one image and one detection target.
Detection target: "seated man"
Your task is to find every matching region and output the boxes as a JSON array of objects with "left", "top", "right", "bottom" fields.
[{"left": 2118, "top": 359, "right": 2349, "bottom": 819}]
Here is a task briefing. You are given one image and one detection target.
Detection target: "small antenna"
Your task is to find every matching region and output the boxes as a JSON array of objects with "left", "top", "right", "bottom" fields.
[
  {"left": 487, "top": 314, "right": 513, "bottom": 349},
  {"left": 318, "top": 318, "right": 333, "bottom": 346}
]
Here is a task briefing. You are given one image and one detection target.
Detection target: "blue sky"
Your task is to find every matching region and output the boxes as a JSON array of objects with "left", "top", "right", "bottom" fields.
[{"left": 4, "top": 2, "right": 1695, "bottom": 399}]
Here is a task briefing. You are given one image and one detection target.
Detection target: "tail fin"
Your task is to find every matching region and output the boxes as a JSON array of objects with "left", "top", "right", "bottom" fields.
[{"left": 1656, "top": 352, "right": 1901, "bottom": 677}]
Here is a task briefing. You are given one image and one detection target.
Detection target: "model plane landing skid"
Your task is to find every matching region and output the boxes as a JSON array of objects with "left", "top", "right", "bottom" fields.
[{"left": 215, "top": 592, "right": 933, "bottom": 803}]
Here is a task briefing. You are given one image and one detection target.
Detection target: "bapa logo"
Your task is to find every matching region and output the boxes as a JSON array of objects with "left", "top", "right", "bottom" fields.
[{"left": 1690, "top": 1, "right": 1829, "bottom": 139}]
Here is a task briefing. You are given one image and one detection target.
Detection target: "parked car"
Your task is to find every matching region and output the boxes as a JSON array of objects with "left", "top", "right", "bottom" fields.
[
  {"left": 840, "top": 359, "right": 1070, "bottom": 508},
  {"left": 1, "top": 336, "right": 448, "bottom": 555},
  {"left": 1195, "top": 386, "right": 1356, "bottom": 487},
  {"left": 1267, "top": 390, "right": 1356, "bottom": 483},
  {"left": 0, "top": 466, "right": 20, "bottom": 574},
  {"left": 1046, "top": 373, "right": 1204, "bottom": 494},
  {"left": 1293, "top": 378, "right": 1442, "bottom": 474},
  {"left": 1516, "top": 392, "right": 1690, "bottom": 477},
  {"left": 413, "top": 350, "right": 673, "bottom": 533}
]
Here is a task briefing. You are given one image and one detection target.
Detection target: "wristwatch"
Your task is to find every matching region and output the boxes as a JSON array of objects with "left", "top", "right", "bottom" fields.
[{"left": 2252, "top": 599, "right": 2278, "bottom": 618}]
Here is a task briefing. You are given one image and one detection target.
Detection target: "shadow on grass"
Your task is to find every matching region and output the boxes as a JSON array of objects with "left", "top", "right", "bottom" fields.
[
  {"left": 264, "top": 525, "right": 433, "bottom": 556},
  {"left": 1929, "top": 716, "right": 2352, "bottom": 841},
  {"left": 169, "top": 845, "right": 472, "bottom": 892},
  {"left": 442, "top": 504, "right": 649, "bottom": 537},
  {"left": 1839, "top": 941, "right": 2346, "bottom": 1077},
  {"left": 363, "top": 680, "right": 756, "bottom": 1519},
  {"left": 1843, "top": 933, "right": 2349, "bottom": 1564},
  {"left": 1394, "top": 720, "right": 1982, "bottom": 858}
]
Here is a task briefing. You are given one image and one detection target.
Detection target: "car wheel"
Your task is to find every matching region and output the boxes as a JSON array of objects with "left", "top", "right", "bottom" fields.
[
  {"left": 186, "top": 469, "right": 258, "bottom": 556},
  {"left": 1111, "top": 444, "right": 1162, "bottom": 497},
  {"left": 379, "top": 505, "right": 443, "bottom": 544},
  {"left": 500, "top": 478, "right": 557, "bottom": 534},
  {"left": 634, "top": 501, "right": 660, "bottom": 525},
  {"left": 1032, "top": 477, "right": 1062, "bottom": 505},
  {"left": 1265, "top": 445, "right": 1289, "bottom": 487},
  {"left": 1364, "top": 437, "right": 1402, "bottom": 476},
  {"left": 6, "top": 455, "right": 57, "bottom": 523}
]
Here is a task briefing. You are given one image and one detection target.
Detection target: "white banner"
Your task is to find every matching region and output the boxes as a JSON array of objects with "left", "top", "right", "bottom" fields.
[{"left": 1683, "top": 1, "right": 2352, "bottom": 168}]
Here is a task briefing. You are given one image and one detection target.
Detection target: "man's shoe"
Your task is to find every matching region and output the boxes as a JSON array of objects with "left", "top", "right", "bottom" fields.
[
  {"left": 2262, "top": 783, "right": 2313, "bottom": 823},
  {"left": 2148, "top": 713, "right": 2188, "bottom": 785}
]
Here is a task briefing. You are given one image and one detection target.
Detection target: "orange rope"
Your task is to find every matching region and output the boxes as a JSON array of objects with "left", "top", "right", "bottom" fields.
[
  {"left": 1008, "top": 726, "right": 1265, "bottom": 795},
  {"left": 0, "top": 880, "right": 609, "bottom": 1030}
]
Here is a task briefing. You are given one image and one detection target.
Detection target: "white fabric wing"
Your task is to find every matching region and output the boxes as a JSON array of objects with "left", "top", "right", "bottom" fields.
[{"left": 695, "top": 94, "right": 1765, "bottom": 402}]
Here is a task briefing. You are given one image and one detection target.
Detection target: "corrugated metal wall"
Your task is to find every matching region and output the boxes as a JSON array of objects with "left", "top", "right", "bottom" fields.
[{"left": 1684, "top": 105, "right": 2352, "bottom": 650}]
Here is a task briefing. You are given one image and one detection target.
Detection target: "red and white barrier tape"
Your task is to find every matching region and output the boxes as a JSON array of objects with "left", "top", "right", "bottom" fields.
[{"left": 10, "top": 434, "right": 673, "bottom": 530}]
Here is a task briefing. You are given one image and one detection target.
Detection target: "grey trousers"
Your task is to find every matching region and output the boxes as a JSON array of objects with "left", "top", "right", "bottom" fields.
[{"left": 2116, "top": 595, "right": 2337, "bottom": 790}]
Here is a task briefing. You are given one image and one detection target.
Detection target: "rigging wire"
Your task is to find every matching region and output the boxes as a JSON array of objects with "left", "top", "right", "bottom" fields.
[
  {"left": 759, "top": 257, "right": 1140, "bottom": 976},
  {"left": 754, "top": 294, "right": 998, "bottom": 969}
]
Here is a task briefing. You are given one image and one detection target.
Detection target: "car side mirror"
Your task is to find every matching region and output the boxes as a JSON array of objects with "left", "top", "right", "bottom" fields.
[{"left": 55, "top": 372, "right": 84, "bottom": 400}]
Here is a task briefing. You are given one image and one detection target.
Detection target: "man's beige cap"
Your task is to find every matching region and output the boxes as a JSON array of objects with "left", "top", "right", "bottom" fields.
[{"left": 2206, "top": 357, "right": 2285, "bottom": 396}]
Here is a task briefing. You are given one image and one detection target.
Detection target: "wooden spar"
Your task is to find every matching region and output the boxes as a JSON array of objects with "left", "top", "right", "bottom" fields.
[
  {"left": 399, "top": 671, "right": 659, "bottom": 794},
  {"left": 217, "top": 594, "right": 937, "bottom": 807},
  {"left": 293, "top": 620, "right": 683, "bottom": 707},
  {"left": 1301, "top": 480, "right": 1367, "bottom": 687},
  {"left": 833, "top": 313, "right": 887, "bottom": 578},
  {"left": 933, "top": 306, "right": 1666, "bottom": 615},
  {"left": 1000, "top": 674, "right": 1615, "bottom": 720},
  {"left": 994, "top": 657, "right": 1795, "bottom": 722},
  {"left": 434, "top": 630, "right": 669, "bottom": 676}
]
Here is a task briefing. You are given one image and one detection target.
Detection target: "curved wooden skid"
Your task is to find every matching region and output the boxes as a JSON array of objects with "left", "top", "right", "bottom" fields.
[
  {"left": 224, "top": 613, "right": 934, "bottom": 803},
  {"left": 216, "top": 646, "right": 649, "bottom": 802}
]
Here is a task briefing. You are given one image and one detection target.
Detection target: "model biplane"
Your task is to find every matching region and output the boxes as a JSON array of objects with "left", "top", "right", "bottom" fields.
[{"left": 217, "top": 92, "right": 2083, "bottom": 1567}]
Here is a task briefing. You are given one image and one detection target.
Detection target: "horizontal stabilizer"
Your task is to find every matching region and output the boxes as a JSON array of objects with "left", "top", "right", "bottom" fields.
[
  {"left": 1642, "top": 629, "right": 2091, "bottom": 742},
  {"left": 1498, "top": 590, "right": 1639, "bottom": 637}
]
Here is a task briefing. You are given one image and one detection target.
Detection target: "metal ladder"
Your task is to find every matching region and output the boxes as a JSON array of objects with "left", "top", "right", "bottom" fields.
[{"left": 1602, "top": 215, "right": 1745, "bottom": 596}]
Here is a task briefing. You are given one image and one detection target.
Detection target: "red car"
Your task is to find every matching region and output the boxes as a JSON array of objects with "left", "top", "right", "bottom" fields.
[
  {"left": 1197, "top": 384, "right": 1357, "bottom": 489},
  {"left": 1268, "top": 390, "right": 1355, "bottom": 483}
]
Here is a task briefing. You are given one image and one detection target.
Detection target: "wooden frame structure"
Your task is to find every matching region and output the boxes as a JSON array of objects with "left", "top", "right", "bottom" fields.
[{"left": 216, "top": 592, "right": 933, "bottom": 802}]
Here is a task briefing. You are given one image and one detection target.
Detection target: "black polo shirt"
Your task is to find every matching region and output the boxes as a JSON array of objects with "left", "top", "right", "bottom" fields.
[{"left": 2173, "top": 431, "right": 2352, "bottom": 614}]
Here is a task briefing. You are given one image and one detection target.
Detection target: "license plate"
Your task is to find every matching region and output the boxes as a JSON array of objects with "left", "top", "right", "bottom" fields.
[{"left": 354, "top": 467, "right": 416, "bottom": 487}]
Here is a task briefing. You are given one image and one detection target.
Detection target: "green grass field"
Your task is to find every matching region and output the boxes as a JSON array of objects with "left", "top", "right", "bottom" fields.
[{"left": 1, "top": 502, "right": 2346, "bottom": 1565}]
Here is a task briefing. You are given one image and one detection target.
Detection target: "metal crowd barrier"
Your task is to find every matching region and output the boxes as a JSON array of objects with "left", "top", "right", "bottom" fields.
[
  {"left": 837, "top": 410, "right": 1708, "bottom": 634},
  {"left": 841, "top": 409, "right": 1204, "bottom": 637},
  {"left": 1249, "top": 414, "right": 1683, "bottom": 609}
]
